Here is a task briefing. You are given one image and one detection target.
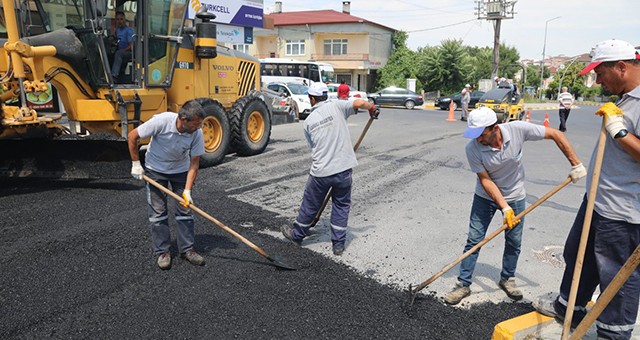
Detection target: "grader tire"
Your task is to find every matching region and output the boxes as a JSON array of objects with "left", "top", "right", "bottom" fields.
[
  {"left": 196, "top": 98, "right": 231, "bottom": 168},
  {"left": 230, "top": 96, "right": 272, "bottom": 156}
]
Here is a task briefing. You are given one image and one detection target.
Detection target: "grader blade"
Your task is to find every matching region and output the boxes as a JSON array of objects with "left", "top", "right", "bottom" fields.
[{"left": 0, "top": 138, "right": 133, "bottom": 179}]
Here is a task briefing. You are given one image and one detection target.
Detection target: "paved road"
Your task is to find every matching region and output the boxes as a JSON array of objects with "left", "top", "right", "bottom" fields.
[{"left": 2, "top": 104, "right": 634, "bottom": 338}]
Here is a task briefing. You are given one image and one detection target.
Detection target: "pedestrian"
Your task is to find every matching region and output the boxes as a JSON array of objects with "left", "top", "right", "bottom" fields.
[
  {"left": 111, "top": 11, "right": 134, "bottom": 82},
  {"left": 557, "top": 86, "right": 574, "bottom": 132},
  {"left": 534, "top": 39, "right": 640, "bottom": 339},
  {"left": 444, "top": 106, "right": 586, "bottom": 305},
  {"left": 337, "top": 79, "right": 350, "bottom": 99},
  {"left": 461, "top": 84, "right": 471, "bottom": 121},
  {"left": 494, "top": 76, "right": 500, "bottom": 88},
  {"left": 280, "top": 82, "right": 379, "bottom": 256},
  {"left": 128, "top": 100, "right": 207, "bottom": 270}
]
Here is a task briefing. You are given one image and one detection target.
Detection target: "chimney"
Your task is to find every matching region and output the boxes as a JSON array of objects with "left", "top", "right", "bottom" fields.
[
  {"left": 342, "top": 1, "right": 350, "bottom": 14},
  {"left": 274, "top": 1, "right": 282, "bottom": 14}
]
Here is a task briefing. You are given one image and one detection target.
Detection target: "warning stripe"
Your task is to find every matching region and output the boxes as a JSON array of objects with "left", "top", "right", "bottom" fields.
[{"left": 237, "top": 61, "right": 257, "bottom": 97}]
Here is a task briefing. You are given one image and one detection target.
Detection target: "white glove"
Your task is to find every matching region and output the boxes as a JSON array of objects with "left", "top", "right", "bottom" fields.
[
  {"left": 181, "top": 189, "right": 192, "bottom": 208},
  {"left": 131, "top": 161, "right": 144, "bottom": 180},
  {"left": 569, "top": 163, "right": 587, "bottom": 183}
]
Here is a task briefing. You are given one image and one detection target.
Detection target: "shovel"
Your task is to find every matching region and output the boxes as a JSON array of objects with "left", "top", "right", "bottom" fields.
[
  {"left": 408, "top": 177, "right": 573, "bottom": 305},
  {"left": 308, "top": 113, "right": 377, "bottom": 229},
  {"left": 143, "top": 175, "right": 296, "bottom": 270}
]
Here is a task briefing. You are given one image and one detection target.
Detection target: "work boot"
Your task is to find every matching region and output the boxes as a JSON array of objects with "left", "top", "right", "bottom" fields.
[
  {"left": 181, "top": 248, "right": 205, "bottom": 266},
  {"left": 533, "top": 296, "right": 560, "bottom": 318},
  {"left": 444, "top": 282, "right": 471, "bottom": 305},
  {"left": 332, "top": 245, "right": 344, "bottom": 256},
  {"left": 157, "top": 252, "right": 171, "bottom": 270},
  {"left": 499, "top": 278, "right": 523, "bottom": 301},
  {"left": 280, "top": 225, "right": 302, "bottom": 246},
  {"left": 533, "top": 295, "right": 584, "bottom": 329}
]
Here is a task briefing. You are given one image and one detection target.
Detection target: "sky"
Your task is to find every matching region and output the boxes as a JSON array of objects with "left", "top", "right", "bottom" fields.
[{"left": 262, "top": 0, "right": 639, "bottom": 61}]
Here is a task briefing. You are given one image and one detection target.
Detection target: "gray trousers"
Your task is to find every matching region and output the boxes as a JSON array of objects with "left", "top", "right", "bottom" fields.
[{"left": 145, "top": 169, "right": 195, "bottom": 255}]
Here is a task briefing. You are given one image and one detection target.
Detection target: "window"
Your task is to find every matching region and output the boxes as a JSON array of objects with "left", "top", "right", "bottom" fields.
[
  {"left": 285, "top": 40, "right": 305, "bottom": 56},
  {"left": 323, "top": 39, "right": 348, "bottom": 55},
  {"left": 233, "top": 44, "right": 249, "bottom": 54}
]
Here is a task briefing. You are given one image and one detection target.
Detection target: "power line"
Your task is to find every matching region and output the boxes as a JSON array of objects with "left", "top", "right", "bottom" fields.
[{"left": 406, "top": 18, "right": 477, "bottom": 33}]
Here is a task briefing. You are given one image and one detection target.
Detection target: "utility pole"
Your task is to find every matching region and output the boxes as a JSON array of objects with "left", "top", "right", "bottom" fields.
[{"left": 476, "top": 0, "right": 517, "bottom": 87}]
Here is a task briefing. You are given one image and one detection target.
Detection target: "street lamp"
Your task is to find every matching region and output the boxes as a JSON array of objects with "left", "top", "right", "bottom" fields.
[
  {"left": 557, "top": 56, "right": 579, "bottom": 98},
  {"left": 539, "top": 16, "right": 561, "bottom": 101}
]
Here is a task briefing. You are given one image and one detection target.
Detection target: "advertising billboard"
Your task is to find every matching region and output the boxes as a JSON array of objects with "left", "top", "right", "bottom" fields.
[{"left": 188, "top": 0, "right": 263, "bottom": 28}]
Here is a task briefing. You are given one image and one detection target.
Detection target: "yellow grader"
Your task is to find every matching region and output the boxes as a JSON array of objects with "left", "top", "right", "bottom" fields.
[{"left": 0, "top": 0, "right": 271, "bottom": 178}]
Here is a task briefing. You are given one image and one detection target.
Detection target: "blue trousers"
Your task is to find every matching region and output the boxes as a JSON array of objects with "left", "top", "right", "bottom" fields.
[
  {"left": 553, "top": 197, "right": 640, "bottom": 339},
  {"left": 145, "top": 169, "right": 195, "bottom": 255},
  {"left": 291, "top": 169, "right": 352, "bottom": 247},
  {"left": 458, "top": 194, "right": 526, "bottom": 287}
]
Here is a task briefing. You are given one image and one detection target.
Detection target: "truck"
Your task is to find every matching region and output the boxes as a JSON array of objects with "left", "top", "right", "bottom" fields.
[{"left": 0, "top": 0, "right": 272, "bottom": 178}]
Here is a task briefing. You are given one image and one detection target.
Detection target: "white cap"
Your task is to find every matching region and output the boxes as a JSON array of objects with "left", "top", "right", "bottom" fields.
[
  {"left": 463, "top": 107, "right": 498, "bottom": 139},
  {"left": 580, "top": 39, "right": 640, "bottom": 75},
  {"left": 306, "top": 82, "right": 328, "bottom": 96},
  {"left": 494, "top": 76, "right": 499, "bottom": 81},
  {"left": 465, "top": 84, "right": 471, "bottom": 88}
]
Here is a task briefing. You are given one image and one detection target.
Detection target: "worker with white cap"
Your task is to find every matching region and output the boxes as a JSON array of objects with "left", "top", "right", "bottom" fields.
[
  {"left": 535, "top": 39, "right": 640, "bottom": 339},
  {"left": 444, "top": 106, "right": 586, "bottom": 305},
  {"left": 281, "top": 82, "right": 380, "bottom": 256},
  {"left": 461, "top": 84, "right": 472, "bottom": 121}
]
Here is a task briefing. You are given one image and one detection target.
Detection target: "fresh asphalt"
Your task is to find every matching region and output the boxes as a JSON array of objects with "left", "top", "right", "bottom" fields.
[{"left": 3, "top": 104, "right": 632, "bottom": 338}]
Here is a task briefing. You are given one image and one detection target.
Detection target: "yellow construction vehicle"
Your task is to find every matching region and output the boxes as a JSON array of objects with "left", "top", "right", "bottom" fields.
[{"left": 0, "top": 0, "right": 271, "bottom": 178}]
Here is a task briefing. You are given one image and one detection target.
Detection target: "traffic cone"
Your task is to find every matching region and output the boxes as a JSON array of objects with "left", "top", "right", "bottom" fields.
[
  {"left": 446, "top": 100, "right": 456, "bottom": 122},
  {"left": 526, "top": 110, "right": 531, "bottom": 122},
  {"left": 543, "top": 112, "right": 550, "bottom": 127}
]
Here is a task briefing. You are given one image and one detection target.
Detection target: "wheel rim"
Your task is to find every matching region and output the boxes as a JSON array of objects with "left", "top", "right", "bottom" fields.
[
  {"left": 202, "top": 115, "right": 222, "bottom": 152},
  {"left": 247, "top": 110, "right": 265, "bottom": 143}
]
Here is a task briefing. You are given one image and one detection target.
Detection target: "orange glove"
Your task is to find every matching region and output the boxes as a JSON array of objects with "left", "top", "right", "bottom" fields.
[
  {"left": 502, "top": 207, "right": 521, "bottom": 229},
  {"left": 595, "top": 102, "right": 626, "bottom": 138},
  {"left": 181, "top": 189, "right": 192, "bottom": 208}
]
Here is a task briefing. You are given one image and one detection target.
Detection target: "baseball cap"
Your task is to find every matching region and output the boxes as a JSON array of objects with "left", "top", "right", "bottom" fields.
[
  {"left": 579, "top": 39, "right": 640, "bottom": 75},
  {"left": 463, "top": 107, "right": 498, "bottom": 139},
  {"left": 465, "top": 84, "right": 471, "bottom": 88},
  {"left": 306, "top": 82, "right": 328, "bottom": 96}
]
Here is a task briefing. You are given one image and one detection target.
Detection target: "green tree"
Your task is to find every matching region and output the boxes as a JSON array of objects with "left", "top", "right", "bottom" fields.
[
  {"left": 418, "top": 39, "right": 470, "bottom": 94},
  {"left": 373, "top": 31, "right": 420, "bottom": 90}
]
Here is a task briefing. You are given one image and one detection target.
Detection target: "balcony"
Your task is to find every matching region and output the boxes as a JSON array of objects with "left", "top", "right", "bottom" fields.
[{"left": 311, "top": 53, "right": 369, "bottom": 61}]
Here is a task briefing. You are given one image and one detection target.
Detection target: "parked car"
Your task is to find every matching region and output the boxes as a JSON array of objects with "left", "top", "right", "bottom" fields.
[
  {"left": 326, "top": 83, "right": 368, "bottom": 101},
  {"left": 262, "top": 87, "right": 296, "bottom": 119},
  {"left": 266, "top": 81, "right": 312, "bottom": 119},
  {"left": 367, "top": 86, "right": 424, "bottom": 109},
  {"left": 436, "top": 91, "right": 485, "bottom": 110}
]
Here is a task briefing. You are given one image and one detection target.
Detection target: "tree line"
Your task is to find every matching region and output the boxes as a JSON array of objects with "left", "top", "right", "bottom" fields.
[{"left": 374, "top": 31, "right": 607, "bottom": 100}]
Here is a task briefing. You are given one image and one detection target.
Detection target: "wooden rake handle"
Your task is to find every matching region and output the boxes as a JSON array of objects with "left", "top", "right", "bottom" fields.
[
  {"left": 562, "top": 122, "right": 607, "bottom": 339},
  {"left": 412, "top": 177, "right": 573, "bottom": 294},
  {"left": 143, "top": 175, "right": 270, "bottom": 259}
]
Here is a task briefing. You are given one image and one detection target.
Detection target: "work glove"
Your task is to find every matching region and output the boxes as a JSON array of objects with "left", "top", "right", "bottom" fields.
[
  {"left": 501, "top": 207, "right": 521, "bottom": 229},
  {"left": 131, "top": 160, "right": 144, "bottom": 180},
  {"left": 595, "top": 102, "right": 626, "bottom": 138},
  {"left": 569, "top": 163, "right": 587, "bottom": 183},
  {"left": 181, "top": 189, "right": 193, "bottom": 208},
  {"left": 368, "top": 104, "right": 380, "bottom": 119}
]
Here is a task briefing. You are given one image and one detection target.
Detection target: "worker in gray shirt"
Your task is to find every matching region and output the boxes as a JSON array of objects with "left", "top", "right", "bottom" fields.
[
  {"left": 281, "top": 82, "right": 378, "bottom": 256},
  {"left": 444, "top": 106, "right": 586, "bottom": 305},
  {"left": 128, "top": 100, "right": 206, "bottom": 270}
]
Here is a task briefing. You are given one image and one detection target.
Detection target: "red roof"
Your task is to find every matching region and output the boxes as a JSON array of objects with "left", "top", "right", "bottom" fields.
[{"left": 266, "top": 10, "right": 395, "bottom": 31}]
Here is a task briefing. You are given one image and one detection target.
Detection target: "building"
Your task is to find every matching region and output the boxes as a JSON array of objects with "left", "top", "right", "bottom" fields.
[{"left": 248, "top": 1, "right": 396, "bottom": 92}]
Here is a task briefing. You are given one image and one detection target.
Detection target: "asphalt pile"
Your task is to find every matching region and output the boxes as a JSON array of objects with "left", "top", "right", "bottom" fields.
[{"left": 0, "top": 178, "right": 532, "bottom": 339}]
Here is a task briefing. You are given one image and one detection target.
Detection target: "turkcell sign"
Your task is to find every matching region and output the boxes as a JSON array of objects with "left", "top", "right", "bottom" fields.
[{"left": 188, "top": 0, "right": 263, "bottom": 28}]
